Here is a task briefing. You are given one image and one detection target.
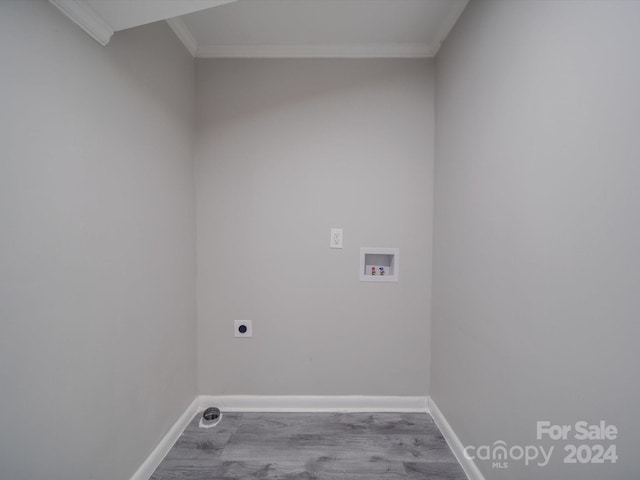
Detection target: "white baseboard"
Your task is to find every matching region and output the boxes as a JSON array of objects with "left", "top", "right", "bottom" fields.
[
  {"left": 130, "top": 396, "right": 199, "bottom": 480},
  {"left": 199, "top": 395, "right": 429, "bottom": 413},
  {"left": 428, "top": 397, "right": 485, "bottom": 480},
  {"left": 130, "top": 395, "right": 446, "bottom": 480}
]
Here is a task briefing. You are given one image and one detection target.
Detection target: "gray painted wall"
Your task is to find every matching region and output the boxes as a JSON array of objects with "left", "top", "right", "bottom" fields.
[
  {"left": 195, "top": 59, "right": 433, "bottom": 395},
  {"left": 5, "top": 1, "right": 637, "bottom": 479},
  {"left": 432, "top": 1, "right": 640, "bottom": 479},
  {"left": 0, "top": 2, "right": 197, "bottom": 480}
]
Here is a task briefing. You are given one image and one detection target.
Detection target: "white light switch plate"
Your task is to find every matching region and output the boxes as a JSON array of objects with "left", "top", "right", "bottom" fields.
[{"left": 330, "top": 228, "right": 343, "bottom": 248}]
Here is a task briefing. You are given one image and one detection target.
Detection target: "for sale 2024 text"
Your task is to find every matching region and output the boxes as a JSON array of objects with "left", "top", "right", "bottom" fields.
[{"left": 537, "top": 421, "right": 618, "bottom": 465}]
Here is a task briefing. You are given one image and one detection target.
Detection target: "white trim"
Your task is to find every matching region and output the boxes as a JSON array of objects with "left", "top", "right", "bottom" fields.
[
  {"left": 196, "top": 43, "right": 437, "bottom": 59},
  {"left": 199, "top": 395, "right": 428, "bottom": 413},
  {"left": 130, "top": 397, "right": 479, "bottom": 480},
  {"left": 166, "top": 18, "right": 198, "bottom": 57},
  {"left": 431, "top": 0, "right": 469, "bottom": 55},
  {"left": 428, "top": 397, "right": 485, "bottom": 480},
  {"left": 129, "top": 397, "right": 199, "bottom": 480},
  {"left": 48, "top": 0, "right": 114, "bottom": 46}
]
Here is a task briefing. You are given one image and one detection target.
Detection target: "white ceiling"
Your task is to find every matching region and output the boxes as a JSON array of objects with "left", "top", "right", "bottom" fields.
[
  {"left": 174, "top": 0, "right": 468, "bottom": 58},
  {"left": 84, "top": 0, "right": 236, "bottom": 32},
  {"left": 49, "top": 0, "right": 236, "bottom": 46},
  {"left": 50, "top": 0, "right": 469, "bottom": 58}
]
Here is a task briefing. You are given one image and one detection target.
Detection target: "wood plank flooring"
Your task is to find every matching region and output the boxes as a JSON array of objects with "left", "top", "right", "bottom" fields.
[{"left": 150, "top": 412, "right": 467, "bottom": 479}]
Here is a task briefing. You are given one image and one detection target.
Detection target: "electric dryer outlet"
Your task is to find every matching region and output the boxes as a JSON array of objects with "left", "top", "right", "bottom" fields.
[{"left": 234, "top": 320, "right": 252, "bottom": 337}]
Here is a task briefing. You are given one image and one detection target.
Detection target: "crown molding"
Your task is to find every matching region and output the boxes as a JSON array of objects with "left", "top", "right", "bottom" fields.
[
  {"left": 196, "top": 43, "right": 438, "bottom": 59},
  {"left": 49, "top": 0, "right": 466, "bottom": 57},
  {"left": 49, "top": 0, "right": 114, "bottom": 46},
  {"left": 431, "top": 0, "right": 469, "bottom": 55},
  {"left": 166, "top": 18, "right": 198, "bottom": 57}
]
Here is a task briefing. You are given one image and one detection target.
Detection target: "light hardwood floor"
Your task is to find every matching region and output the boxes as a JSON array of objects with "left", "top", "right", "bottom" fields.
[{"left": 150, "top": 412, "right": 467, "bottom": 479}]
